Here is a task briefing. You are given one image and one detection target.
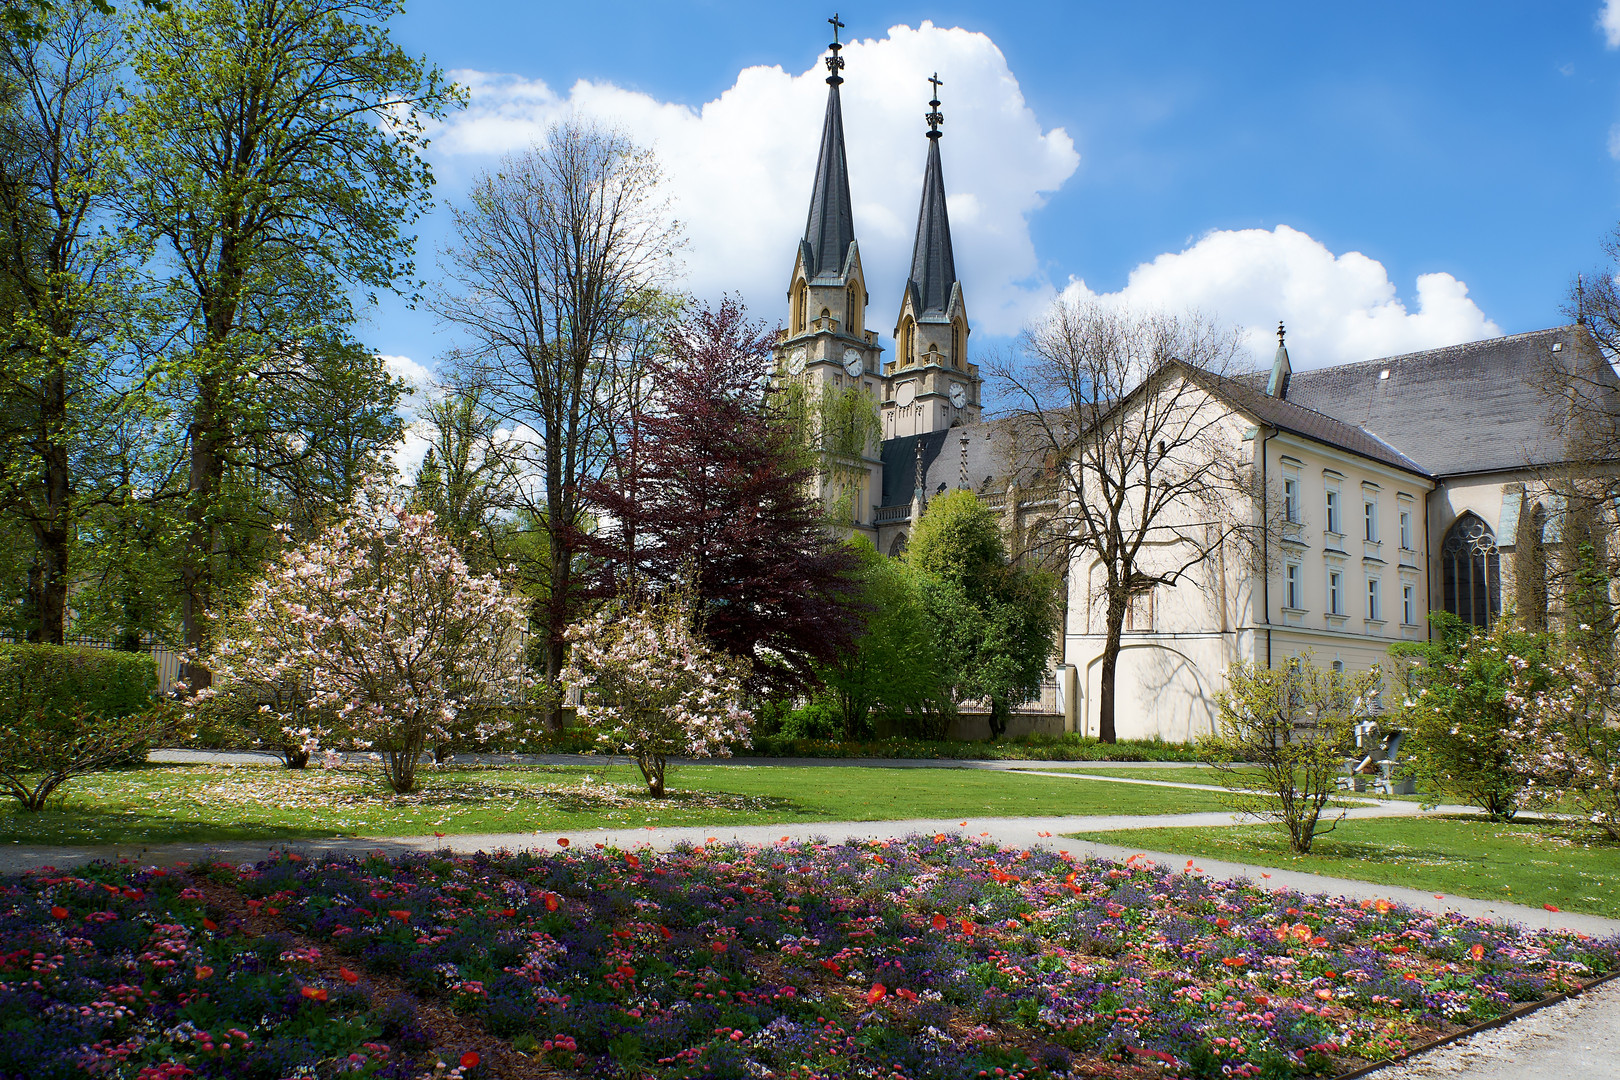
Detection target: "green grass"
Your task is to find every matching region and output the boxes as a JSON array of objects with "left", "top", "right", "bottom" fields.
[
  {"left": 0, "top": 761, "right": 1234, "bottom": 847},
  {"left": 1070, "top": 816, "right": 1620, "bottom": 919}
]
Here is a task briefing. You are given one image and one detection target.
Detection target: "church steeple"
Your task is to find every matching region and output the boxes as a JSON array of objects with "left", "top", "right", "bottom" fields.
[
  {"left": 802, "top": 14, "right": 856, "bottom": 281},
  {"left": 884, "top": 75, "right": 978, "bottom": 438},
  {"left": 906, "top": 74, "right": 957, "bottom": 317},
  {"left": 1268, "top": 321, "right": 1292, "bottom": 399}
]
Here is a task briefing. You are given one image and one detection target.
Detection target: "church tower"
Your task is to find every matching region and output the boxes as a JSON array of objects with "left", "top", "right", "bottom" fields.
[
  {"left": 775, "top": 15, "right": 884, "bottom": 529},
  {"left": 885, "top": 76, "right": 979, "bottom": 438}
]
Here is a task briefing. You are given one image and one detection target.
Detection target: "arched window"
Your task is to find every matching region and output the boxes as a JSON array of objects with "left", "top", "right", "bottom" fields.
[
  {"left": 903, "top": 318, "right": 916, "bottom": 364},
  {"left": 794, "top": 281, "right": 808, "bottom": 334},
  {"left": 847, "top": 284, "right": 861, "bottom": 334},
  {"left": 888, "top": 532, "right": 908, "bottom": 558},
  {"left": 951, "top": 320, "right": 962, "bottom": 368},
  {"left": 1516, "top": 503, "right": 1549, "bottom": 631},
  {"left": 1442, "top": 513, "right": 1500, "bottom": 628}
]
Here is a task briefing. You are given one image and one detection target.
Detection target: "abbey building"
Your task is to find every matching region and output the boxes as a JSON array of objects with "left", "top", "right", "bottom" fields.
[{"left": 774, "top": 24, "right": 1620, "bottom": 742}]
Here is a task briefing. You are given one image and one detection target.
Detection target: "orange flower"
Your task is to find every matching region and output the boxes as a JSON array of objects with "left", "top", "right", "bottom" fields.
[
  {"left": 195, "top": 965, "right": 214, "bottom": 980},
  {"left": 1214, "top": 917, "right": 1229, "bottom": 929},
  {"left": 1291, "top": 923, "right": 1312, "bottom": 942},
  {"left": 932, "top": 914, "right": 948, "bottom": 931},
  {"left": 960, "top": 920, "right": 975, "bottom": 935},
  {"left": 1470, "top": 943, "right": 1485, "bottom": 961},
  {"left": 340, "top": 967, "right": 360, "bottom": 984},
  {"left": 934, "top": 834, "right": 946, "bottom": 842},
  {"left": 1402, "top": 972, "right": 1418, "bottom": 981},
  {"left": 301, "top": 986, "right": 328, "bottom": 1002},
  {"left": 1251, "top": 995, "right": 1269, "bottom": 1007},
  {"left": 1315, "top": 988, "right": 1333, "bottom": 1000},
  {"left": 556, "top": 838, "right": 569, "bottom": 847},
  {"left": 1311, "top": 936, "right": 1328, "bottom": 947},
  {"left": 543, "top": 893, "right": 559, "bottom": 912},
  {"left": 498, "top": 907, "right": 516, "bottom": 918},
  {"left": 1374, "top": 899, "right": 1392, "bottom": 914},
  {"left": 1221, "top": 957, "right": 1246, "bottom": 967},
  {"left": 460, "top": 1051, "right": 480, "bottom": 1069},
  {"left": 624, "top": 853, "right": 641, "bottom": 869},
  {"left": 1545, "top": 903, "right": 1560, "bottom": 913},
  {"left": 49, "top": 906, "right": 68, "bottom": 920},
  {"left": 865, "top": 983, "right": 886, "bottom": 1004},
  {"left": 388, "top": 910, "right": 411, "bottom": 922}
]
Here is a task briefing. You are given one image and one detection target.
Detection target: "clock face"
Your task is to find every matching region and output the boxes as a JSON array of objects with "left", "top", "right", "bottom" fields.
[
  {"left": 787, "top": 346, "right": 806, "bottom": 375},
  {"left": 950, "top": 383, "right": 967, "bottom": 409},
  {"left": 842, "top": 348, "right": 863, "bottom": 378},
  {"left": 895, "top": 381, "right": 916, "bottom": 408}
]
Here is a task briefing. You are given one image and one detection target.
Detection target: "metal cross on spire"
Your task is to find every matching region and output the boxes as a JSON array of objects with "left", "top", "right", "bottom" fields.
[
  {"left": 825, "top": 13, "right": 846, "bottom": 85},
  {"left": 926, "top": 72, "right": 944, "bottom": 138},
  {"left": 1277, "top": 320, "right": 1286, "bottom": 348}
]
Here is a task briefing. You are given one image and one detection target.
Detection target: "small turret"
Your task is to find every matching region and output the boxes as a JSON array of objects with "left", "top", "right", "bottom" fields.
[{"left": 1267, "top": 320, "right": 1292, "bottom": 399}]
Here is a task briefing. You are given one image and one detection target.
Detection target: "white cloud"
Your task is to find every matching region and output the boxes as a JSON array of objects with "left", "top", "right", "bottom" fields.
[
  {"left": 1058, "top": 225, "right": 1501, "bottom": 369},
  {"left": 380, "top": 353, "right": 435, "bottom": 399},
  {"left": 428, "top": 22, "right": 1079, "bottom": 338},
  {"left": 1602, "top": 0, "right": 1620, "bottom": 48}
]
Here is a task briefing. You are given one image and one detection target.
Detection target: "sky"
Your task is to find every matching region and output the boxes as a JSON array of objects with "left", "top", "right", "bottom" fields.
[{"left": 369, "top": 1, "right": 1620, "bottom": 411}]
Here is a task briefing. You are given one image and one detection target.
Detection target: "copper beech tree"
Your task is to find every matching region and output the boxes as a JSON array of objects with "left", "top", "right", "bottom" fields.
[{"left": 584, "top": 300, "right": 864, "bottom": 695}]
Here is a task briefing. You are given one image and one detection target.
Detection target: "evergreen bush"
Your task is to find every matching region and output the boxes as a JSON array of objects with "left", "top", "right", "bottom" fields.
[{"left": 0, "top": 643, "right": 157, "bottom": 724}]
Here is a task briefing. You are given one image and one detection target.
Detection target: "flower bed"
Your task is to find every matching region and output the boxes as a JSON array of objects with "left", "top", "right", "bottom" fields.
[{"left": 4, "top": 837, "right": 1617, "bottom": 1079}]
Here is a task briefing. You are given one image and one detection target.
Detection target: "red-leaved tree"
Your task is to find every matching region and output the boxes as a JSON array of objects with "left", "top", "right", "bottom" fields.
[{"left": 584, "top": 301, "right": 863, "bottom": 695}]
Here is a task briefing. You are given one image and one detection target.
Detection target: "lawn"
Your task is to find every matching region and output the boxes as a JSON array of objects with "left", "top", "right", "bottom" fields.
[
  {"left": 12, "top": 837, "right": 1616, "bottom": 1079},
  {"left": 1070, "top": 816, "right": 1620, "bottom": 919},
  {"left": 0, "top": 762, "right": 1234, "bottom": 847}
]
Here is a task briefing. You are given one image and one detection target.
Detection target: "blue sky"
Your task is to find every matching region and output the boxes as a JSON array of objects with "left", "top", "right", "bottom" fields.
[{"left": 370, "top": 1, "right": 1620, "bottom": 391}]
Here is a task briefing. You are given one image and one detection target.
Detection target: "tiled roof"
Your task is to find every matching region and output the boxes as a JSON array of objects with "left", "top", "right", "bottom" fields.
[
  {"left": 1280, "top": 327, "right": 1590, "bottom": 477},
  {"left": 879, "top": 423, "right": 1017, "bottom": 507}
]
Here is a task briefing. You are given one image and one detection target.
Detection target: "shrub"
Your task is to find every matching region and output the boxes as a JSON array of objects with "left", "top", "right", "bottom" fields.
[
  {"left": 1390, "top": 613, "right": 1549, "bottom": 820},
  {"left": 1509, "top": 637, "right": 1620, "bottom": 840},
  {"left": 1201, "top": 655, "right": 1379, "bottom": 853},
  {"left": 0, "top": 701, "right": 173, "bottom": 810},
  {"left": 0, "top": 643, "right": 156, "bottom": 724}
]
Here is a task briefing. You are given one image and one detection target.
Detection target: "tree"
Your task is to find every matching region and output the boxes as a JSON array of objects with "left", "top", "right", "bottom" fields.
[
  {"left": 563, "top": 583, "right": 752, "bottom": 797},
  {"left": 905, "top": 490, "right": 1059, "bottom": 739},
  {"left": 408, "top": 382, "right": 519, "bottom": 571},
  {"left": 1390, "top": 613, "right": 1549, "bottom": 821},
  {"left": 1509, "top": 634, "right": 1620, "bottom": 841},
  {"left": 114, "top": 0, "right": 458, "bottom": 683},
  {"left": 992, "top": 301, "right": 1252, "bottom": 742},
  {"left": 203, "top": 492, "right": 530, "bottom": 793},
  {"left": 0, "top": 1, "right": 136, "bottom": 644},
  {"left": 584, "top": 300, "right": 865, "bottom": 696},
  {"left": 815, "top": 537, "right": 951, "bottom": 739},
  {"left": 1203, "top": 655, "right": 1378, "bottom": 854},
  {"left": 432, "top": 121, "right": 680, "bottom": 717}
]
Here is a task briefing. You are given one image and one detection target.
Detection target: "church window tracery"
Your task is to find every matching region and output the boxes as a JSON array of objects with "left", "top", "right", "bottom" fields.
[{"left": 1442, "top": 513, "right": 1500, "bottom": 628}]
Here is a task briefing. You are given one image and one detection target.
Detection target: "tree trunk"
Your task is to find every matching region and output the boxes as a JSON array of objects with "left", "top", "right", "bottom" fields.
[
  {"left": 28, "top": 363, "right": 70, "bottom": 645},
  {"left": 637, "top": 752, "right": 666, "bottom": 797},
  {"left": 179, "top": 373, "right": 222, "bottom": 692},
  {"left": 1097, "top": 591, "right": 1127, "bottom": 744}
]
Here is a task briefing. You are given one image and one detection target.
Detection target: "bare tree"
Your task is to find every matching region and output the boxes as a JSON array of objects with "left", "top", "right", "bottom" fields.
[
  {"left": 991, "top": 300, "right": 1254, "bottom": 742},
  {"left": 432, "top": 121, "right": 680, "bottom": 718}
]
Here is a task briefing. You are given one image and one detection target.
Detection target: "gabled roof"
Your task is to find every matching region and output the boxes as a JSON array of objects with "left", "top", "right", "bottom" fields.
[
  {"left": 1280, "top": 326, "right": 1598, "bottom": 477},
  {"left": 880, "top": 425, "right": 1014, "bottom": 508},
  {"left": 803, "top": 82, "right": 857, "bottom": 282},
  {"left": 1179, "top": 363, "right": 1430, "bottom": 476},
  {"left": 905, "top": 135, "right": 957, "bottom": 319}
]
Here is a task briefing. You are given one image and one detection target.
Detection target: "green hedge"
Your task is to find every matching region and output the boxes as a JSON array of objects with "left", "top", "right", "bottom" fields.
[{"left": 0, "top": 643, "right": 158, "bottom": 724}]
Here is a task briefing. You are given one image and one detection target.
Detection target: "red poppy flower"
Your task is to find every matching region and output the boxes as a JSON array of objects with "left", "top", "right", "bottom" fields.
[
  {"left": 543, "top": 893, "right": 559, "bottom": 912},
  {"left": 49, "top": 906, "right": 68, "bottom": 920},
  {"left": 1545, "top": 903, "right": 1560, "bottom": 913},
  {"left": 712, "top": 942, "right": 727, "bottom": 953},
  {"left": 498, "top": 908, "right": 515, "bottom": 918},
  {"left": 821, "top": 959, "right": 841, "bottom": 974},
  {"left": 388, "top": 910, "right": 411, "bottom": 922},
  {"left": 1470, "top": 943, "right": 1485, "bottom": 961},
  {"left": 625, "top": 853, "right": 640, "bottom": 868},
  {"left": 866, "top": 983, "right": 886, "bottom": 1004},
  {"left": 932, "top": 914, "right": 948, "bottom": 931},
  {"left": 460, "top": 1051, "right": 480, "bottom": 1069},
  {"left": 195, "top": 965, "right": 214, "bottom": 980},
  {"left": 556, "top": 838, "right": 569, "bottom": 847},
  {"left": 615, "top": 964, "right": 635, "bottom": 978},
  {"left": 659, "top": 925, "right": 672, "bottom": 940},
  {"left": 301, "top": 986, "right": 328, "bottom": 1002},
  {"left": 202, "top": 918, "right": 218, "bottom": 931},
  {"left": 934, "top": 833, "right": 946, "bottom": 842}
]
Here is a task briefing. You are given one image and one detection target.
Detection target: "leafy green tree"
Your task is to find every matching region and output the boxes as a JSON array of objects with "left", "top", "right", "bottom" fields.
[
  {"left": 905, "top": 490, "right": 1059, "bottom": 739},
  {"left": 816, "top": 537, "right": 951, "bottom": 739},
  {"left": 408, "top": 383, "right": 518, "bottom": 571},
  {"left": 1390, "top": 612, "right": 1549, "bottom": 821},
  {"left": 113, "top": 0, "right": 459, "bottom": 682},
  {"left": 1203, "top": 654, "right": 1378, "bottom": 853}
]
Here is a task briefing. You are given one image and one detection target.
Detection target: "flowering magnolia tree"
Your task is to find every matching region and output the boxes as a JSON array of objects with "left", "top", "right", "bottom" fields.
[
  {"left": 563, "top": 589, "right": 752, "bottom": 797},
  {"left": 203, "top": 496, "right": 530, "bottom": 793},
  {"left": 1508, "top": 639, "right": 1620, "bottom": 840}
]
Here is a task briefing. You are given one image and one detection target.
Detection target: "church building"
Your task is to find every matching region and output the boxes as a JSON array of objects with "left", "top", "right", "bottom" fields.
[{"left": 773, "top": 22, "right": 1619, "bottom": 742}]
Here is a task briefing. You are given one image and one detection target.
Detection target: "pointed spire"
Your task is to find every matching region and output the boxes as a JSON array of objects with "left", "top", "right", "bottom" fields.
[
  {"left": 906, "top": 76, "right": 957, "bottom": 317},
  {"left": 1267, "top": 320, "right": 1292, "bottom": 399},
  {"left": 802, "top": 14, "right": 855, "bottom": 281}
]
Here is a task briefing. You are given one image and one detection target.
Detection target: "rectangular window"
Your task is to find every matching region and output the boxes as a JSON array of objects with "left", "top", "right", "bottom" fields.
[
  {"left": 1286, "top": 564, "right": 1302, "bottom": 610},
  {"left": 1328, "top": 571, "right": 1342, "bottom": 615},
  {"left": 1399, "top": 509, "right": 1411, "bottom": 550},
  {"left": 1326, "top": 490, "right": 1340, "bottom": 534},
  {"left": 1364, "top": 500, "right": 1378, "bottom": 542},
  {"left": 1283, "top": 477, "right": 1300, "bottom": 523},
  {"left": 1403, "top": 583, "right": 1415, "bottom": 625},
  {"left": 1125, "top": 588, "right": 1154, "bottom": 632},
  {"left": 1367, "top": 578, "right": 1381, "bottom": 621}
]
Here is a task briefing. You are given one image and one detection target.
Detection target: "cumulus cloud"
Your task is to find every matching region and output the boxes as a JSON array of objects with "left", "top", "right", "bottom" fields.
[
  {"left": 1058, "top": 225, "right": 1501, "bottom": 369},
  {"left": 428, "top": 22, "right": 1079, "bottom": 338},
  {"left": 1602, "top": 0, "right": 1620, "bottom": 48}
]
